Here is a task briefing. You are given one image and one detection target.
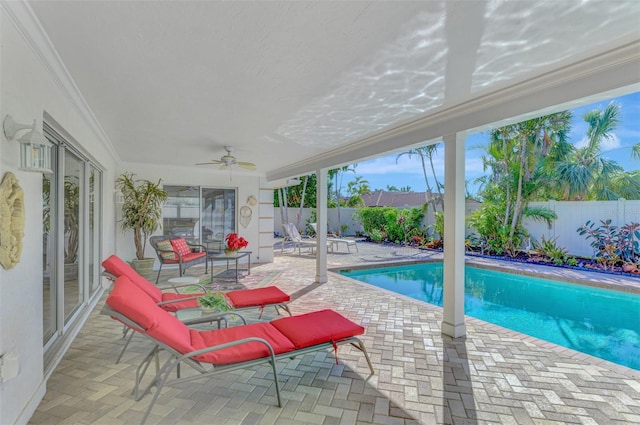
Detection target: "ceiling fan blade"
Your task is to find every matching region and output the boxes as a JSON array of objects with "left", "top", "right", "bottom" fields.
[
  {"left": 237, "top": 162, "right": 256, "bottom": 170},
  {"left": 195, "top": 160, "right": 224, "bottom": 166}
]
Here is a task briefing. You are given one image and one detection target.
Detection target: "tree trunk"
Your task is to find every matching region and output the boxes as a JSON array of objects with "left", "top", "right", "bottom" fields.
[
  {"left": 428, "top": 155, "right": 443, "bottom": 212},
  {"left": 296, "top": 175, "right": 308, "bottom": 228}
]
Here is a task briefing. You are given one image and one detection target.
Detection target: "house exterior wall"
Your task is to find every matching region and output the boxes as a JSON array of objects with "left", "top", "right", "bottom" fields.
[
  {"left": 0, "top": 11, "right": 272, "bottom": 424},
  {"left": 0, "top": 12, "right": 119, "bottom": 424},
  {"left": 113, "top": 164, "right": 271, "bottom": 265}
]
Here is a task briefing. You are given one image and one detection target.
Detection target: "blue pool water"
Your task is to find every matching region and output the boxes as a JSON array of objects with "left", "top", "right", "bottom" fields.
[{"left": 340, "top": 263, "right": 640, "bottom": 370}]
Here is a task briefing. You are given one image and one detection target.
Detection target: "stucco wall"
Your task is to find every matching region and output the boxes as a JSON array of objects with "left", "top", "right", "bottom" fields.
[
  {"left": 0, "top": 11, "right": 118, "bottom": 424},
  {"left": 114, "top": 164, "right": 273, "bottom": 265}
]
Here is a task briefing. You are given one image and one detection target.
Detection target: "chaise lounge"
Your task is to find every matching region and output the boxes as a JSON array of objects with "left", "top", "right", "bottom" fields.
[
  {"left": 102, "top": 254, "right": 291, "bottom": 314},
  {"left": 103, "top": 275, "right": 374, "bottom": 424},
  {"left": 102, "top": 255, "right": 292, "bottom": 361}
]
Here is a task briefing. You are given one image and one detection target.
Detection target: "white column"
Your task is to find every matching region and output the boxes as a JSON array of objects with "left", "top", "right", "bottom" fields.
[
  {"left": 442, "top": 133, "right": 466, "bottom": 338},
  {"left": 315, "top": 168, "right": 328, "bottom": 284}
]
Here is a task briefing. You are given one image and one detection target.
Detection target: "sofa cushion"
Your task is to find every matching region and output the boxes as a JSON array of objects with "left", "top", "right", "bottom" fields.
[
  {"left": 171, "top": 238, "right": 192, "bottom": 257},
  {"left": 160, "top": 292, "right": 203, "bottom": 312},
  {"left": 102, "top": 255, "right": 162, "bottom": 303},
  {"left": 106, "top": 276, "right": 161, "bottom": 331},
  {"left": 190, "top": 322, "right": 295, "bottom": 364},
  {"left": 225, "top": 286, "right": 290, "bottom": 309},
  {"left": 156, "top": 239, "right": 177, "bottom": 260},
  {"left": 271, "top": 309, "right": 364, "bottom": 349}
]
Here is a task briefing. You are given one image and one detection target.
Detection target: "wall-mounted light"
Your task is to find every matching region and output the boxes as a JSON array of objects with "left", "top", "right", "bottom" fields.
[
  {"left": 3, "top": 115, "right": 53, "bottom": 173},
  {"left": 114, "top": 189, "right": 124, "bottom": 204}
]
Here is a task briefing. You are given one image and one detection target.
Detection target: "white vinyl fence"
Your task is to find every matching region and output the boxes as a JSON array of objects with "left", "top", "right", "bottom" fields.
[
  {"left": 523, "top": 199, "right": 640, "bottom": 258},
  {"left": 275, "top": 200, "right": 640, "bottom": 259}
]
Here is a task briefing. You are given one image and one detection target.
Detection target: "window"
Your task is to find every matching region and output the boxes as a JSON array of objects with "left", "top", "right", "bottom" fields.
[{"left": 163, "top": 186, "right": 236, "bottom": 252}]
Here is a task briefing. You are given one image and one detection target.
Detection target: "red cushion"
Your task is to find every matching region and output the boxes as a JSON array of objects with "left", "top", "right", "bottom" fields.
[
  {"left": 171, "top": 238, "right": 192, "bottom": 257},
  {"left": 225, "top": 286, "right": 290, "bottom": 309},
  {"left": 146, "top": 310, "right": 194, "bottom": 354},
  {"left": 271, "top": 309, "right": 364, "bottom": 349},
  {"left": 106, "top": 276, "right": 162, "bottom": 331},
  {"left": 190, "top": 322, "right": 295, "bottom": 364},
  {"left": 160, "top": 251, "right": 206, "bottom": 264},
  {"left": 160, "top": 292, "right": 204, "bottom": 312},
  {"left": 102, "top": 255, "right": 163, "bottom": 303}
]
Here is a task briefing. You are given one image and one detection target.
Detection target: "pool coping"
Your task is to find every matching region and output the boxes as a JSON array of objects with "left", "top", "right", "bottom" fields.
[
  {"left": 330, "top": 259, "right": 640, "bottom": 379},
  {"left": 331, "top": 255, "right": 640, "bottom": 295}
]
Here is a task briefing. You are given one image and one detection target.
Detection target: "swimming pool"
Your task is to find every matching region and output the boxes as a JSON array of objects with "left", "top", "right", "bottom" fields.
[{"left": 340, "top": 263, "right": 640, "bottom": 370}]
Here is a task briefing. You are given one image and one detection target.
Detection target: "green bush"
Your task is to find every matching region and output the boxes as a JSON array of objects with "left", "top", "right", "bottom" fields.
[{"left": 354, "top": 207, "right": 424, "bottom": 243}]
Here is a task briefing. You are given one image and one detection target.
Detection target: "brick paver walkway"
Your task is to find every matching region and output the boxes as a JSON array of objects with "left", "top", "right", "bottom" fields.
[{"left": 30, "top": 242, "right": 640, "bottom": 424}]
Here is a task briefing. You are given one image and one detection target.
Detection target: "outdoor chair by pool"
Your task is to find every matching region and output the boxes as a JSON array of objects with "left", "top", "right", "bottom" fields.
[
  {"left": 281, "top": 223, "right": 331, "bottom": 254},
  {"left": 103, "top": 275, "right": 374, "bottom": 425},
  {"left": 102, "top": 255, "right": 292, "bottom": 362},
  {"left": 310, "top": 223, "right": 358, "bottom": 253}
]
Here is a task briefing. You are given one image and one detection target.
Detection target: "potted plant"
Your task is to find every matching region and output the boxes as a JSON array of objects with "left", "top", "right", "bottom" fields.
[
  {"left": 198, "top": 291, "right": 231, "bottom": 312},
  {"left": 115, "top": 172, "right": 168, "bottom": 279},
  {"left": 224, "top": 232, "right": 248, "bottom": 256}
]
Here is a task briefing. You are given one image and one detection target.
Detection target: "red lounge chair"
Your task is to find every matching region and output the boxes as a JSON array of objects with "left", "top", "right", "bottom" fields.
[
  {"left": 102, "top": 255, "right": 292, "bottom": 361},
  {"left": 102, "top": 255, "right": 291, "bottom": 314},
  {"left": 103, "top": 276, "right": 374, "bottom": 425}
]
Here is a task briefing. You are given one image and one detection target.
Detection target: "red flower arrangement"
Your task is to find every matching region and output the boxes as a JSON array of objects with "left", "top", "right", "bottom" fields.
[{"left": 225, "top": 233, "right": 248, "bottom": 251}]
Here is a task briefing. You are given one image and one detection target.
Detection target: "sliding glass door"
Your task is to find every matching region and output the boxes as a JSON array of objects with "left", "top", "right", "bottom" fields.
[
  {"left": 42, "top": 124, "right": 103, "bottom": 365},
  {"left": 163, "top": 186, "right": 236, "bottom": 252}
]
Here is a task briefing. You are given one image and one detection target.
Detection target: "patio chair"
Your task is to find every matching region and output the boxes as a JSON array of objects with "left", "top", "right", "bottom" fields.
[
  {"left": 310, "top": 223, "right": 358, "bottom": 253},
  {"left": 102, "top": 255, "right": 292, "bottom": 362},
  {"left": 103, "top": 275, "right": 374, "bottom": 425},
  {"left": 281, "top": 223, "right": 331, "bottom": 254},
  {"left": 149, "top": 235, "right": 208, "bottom": 284}
]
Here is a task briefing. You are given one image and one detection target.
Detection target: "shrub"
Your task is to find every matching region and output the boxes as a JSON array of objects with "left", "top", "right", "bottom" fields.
[
  {"left": 577, "top": 220, "right": 640, "bottom": 270},
  {"left": 534, "top": 235, "right": 568, "bottom": 264},
  {"left": 354, "top": 207, "right": 424, "bottom": 244}
]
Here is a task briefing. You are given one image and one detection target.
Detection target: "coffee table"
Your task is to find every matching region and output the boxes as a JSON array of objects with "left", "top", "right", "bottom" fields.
[{"left": 207, "top": 250, "right": 252, "bottom": 284}]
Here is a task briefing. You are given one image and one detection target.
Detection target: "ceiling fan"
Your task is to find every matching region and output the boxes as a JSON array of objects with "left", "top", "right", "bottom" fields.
[{"left": 196, "top": 146, "right": 256, "bottom": 171}]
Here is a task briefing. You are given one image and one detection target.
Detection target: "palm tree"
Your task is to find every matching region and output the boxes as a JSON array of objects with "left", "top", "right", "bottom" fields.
[
  {"left": 555, "top": 102, "right": 634, "bottom": 200},
  {"left": 475, "top": 111, "right": 571, "bottom": 255},
  {"left": 396, "top": 143, "right": 443, "bottom": 210},
  {"left": 632, "top": 142, "right": 640, "bottom": 161},
  {"left": 328, "top": 164, "right": 356, "bottom": 232},
  {"left": 346, "top": 176, "right": 371, "bottom": 207}
]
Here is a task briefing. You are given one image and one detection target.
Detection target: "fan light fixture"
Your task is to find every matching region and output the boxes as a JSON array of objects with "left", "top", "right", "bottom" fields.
[
  {"left": 195, "top": 146, "right": 256, "bottom": 181},
  {"left": 3, "top": 115, "right": 53, "bottom": 173}
]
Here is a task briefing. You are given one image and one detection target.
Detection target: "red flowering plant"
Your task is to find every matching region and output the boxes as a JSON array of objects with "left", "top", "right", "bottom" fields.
[{"left": 225, "top": 233, "right": 248, "bottom": 252}]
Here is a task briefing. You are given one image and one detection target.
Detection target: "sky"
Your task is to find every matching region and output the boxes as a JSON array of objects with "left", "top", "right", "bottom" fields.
[{"left": 341, "top": 91, "right": 640, "bottom": 197}]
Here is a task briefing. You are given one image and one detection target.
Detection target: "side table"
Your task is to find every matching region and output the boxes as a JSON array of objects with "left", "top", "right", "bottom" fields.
[{"left": 207, "top": 251, "right": 252, "bottom": 284}]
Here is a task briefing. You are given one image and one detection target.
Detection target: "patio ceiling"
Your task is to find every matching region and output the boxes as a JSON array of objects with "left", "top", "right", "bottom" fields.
[{"left": 19, "top": 0, "right": 640, "bottom": 181}]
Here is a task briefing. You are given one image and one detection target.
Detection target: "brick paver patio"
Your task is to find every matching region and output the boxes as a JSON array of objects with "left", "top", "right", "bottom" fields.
[{"left": 30, "top": 242, "right": 640, "bottom": 424}]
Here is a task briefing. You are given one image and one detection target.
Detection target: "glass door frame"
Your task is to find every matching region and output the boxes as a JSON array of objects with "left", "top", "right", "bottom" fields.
[{"left": 42, "top": 123, "right": 104, "bottom": 356}]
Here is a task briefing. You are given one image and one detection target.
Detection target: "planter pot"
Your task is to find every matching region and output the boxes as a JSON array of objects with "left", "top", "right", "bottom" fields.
[
  {"left": 622, "top": 263, "right": 638, "bottom": 273},
  {"left": 131, "top": 258, "right": 155, "bottom": 280},
  {"left": 224, "top": 249, "right": 239, "bottom": 257}
]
